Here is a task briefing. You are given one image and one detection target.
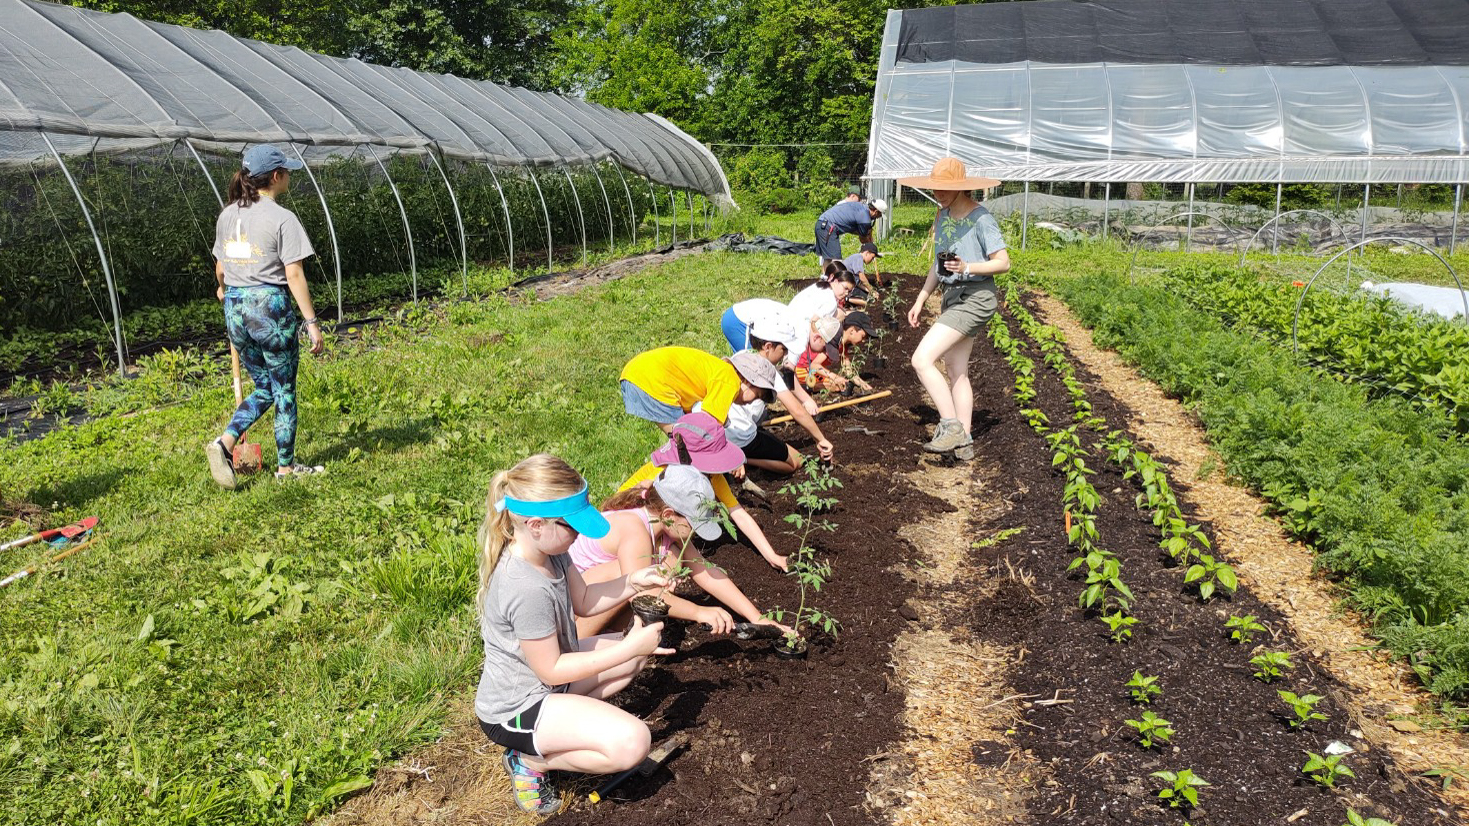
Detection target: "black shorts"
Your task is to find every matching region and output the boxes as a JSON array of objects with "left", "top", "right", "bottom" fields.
[
  {"left": 743, "top": 427, "right": 790, "bottom": 461},
  {"left": 479, "top": 697, "right": 548, "bottom": 756}
]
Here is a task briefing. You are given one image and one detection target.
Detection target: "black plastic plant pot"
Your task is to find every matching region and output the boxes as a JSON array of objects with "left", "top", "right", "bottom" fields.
[
  {"left": 772, "top": 636, "right": 808, "bottom": 659},
  {"left": 733, "top": 622, "right": 784, "bottom": 640},
  {"left": 872, "top": 356, "right": 888, "bottom": 369},
  {"left": 841, "top": 384, "right": 855, "bottom": 398},
  {"left": 630, "top": 594, "right": 670, "bottom": 627},
  {"left": 887, "top": 319, "right": 900, "bottom": 330}
]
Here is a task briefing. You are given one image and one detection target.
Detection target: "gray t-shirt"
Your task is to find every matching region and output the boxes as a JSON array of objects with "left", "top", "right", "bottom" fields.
[
  {"left": 475, "top": 552, "right": 579, "bottom": 725},
  {"left": 934, "top": 205, "right": 1007, "bottom": 285},
  {"left": 212, "top": 197, "right": 315, "bottom": 287},
  {"left": 841, "top": 252, "right": 866, "bottom": 276}
]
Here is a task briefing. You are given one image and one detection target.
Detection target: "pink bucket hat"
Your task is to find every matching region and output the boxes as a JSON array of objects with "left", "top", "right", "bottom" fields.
[{"left": 649, "top": 411, "right": 746, "bottom": 474}]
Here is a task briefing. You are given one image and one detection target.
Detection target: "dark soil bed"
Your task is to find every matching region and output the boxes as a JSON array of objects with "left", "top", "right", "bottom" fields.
[
  {"left": 547, "top": 276, "right": 1454, "bottom": 826},
  {"left": 549, "top": 275, "right": 938, "bottom": 826},
  {"left": 962, "top": 290, "right": 1456, "bottom": 826}
]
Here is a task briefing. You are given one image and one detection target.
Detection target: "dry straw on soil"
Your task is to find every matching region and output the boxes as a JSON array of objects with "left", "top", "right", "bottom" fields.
[
  {"left": 870, "top": 462, "right": 1036, "bottom": 826},
  {"left": 1033, "top": 293, "right": 1469, "bottom": 818}
]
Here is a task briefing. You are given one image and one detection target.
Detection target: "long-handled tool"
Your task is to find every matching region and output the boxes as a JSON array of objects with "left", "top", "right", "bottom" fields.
[
  {"left": 0, "top": 537, "right": 97, "bottom": 589},
  {"left": 766, "top": 390, "right": 893, "bottom": 426},
  {"left": 0, "top": 516, "right": 98, "bottom": 554},
  {"left": 588, "top": 732, "right": 689, "bottom": 803},
  {"left": 229, "top": 345, "right": 264, "bottom": 473}
]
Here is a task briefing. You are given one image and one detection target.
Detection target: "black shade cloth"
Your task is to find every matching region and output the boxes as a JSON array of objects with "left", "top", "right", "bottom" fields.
[{"left": 896, "top": 0, "right": 1469, "bottom": 67}]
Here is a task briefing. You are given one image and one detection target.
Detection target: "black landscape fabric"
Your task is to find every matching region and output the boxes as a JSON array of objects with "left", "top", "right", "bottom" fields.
[{"left": 896, "top": 0, "right": 1469, "bottom": 67}]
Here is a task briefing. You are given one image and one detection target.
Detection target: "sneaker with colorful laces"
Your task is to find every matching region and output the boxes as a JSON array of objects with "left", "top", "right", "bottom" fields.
[{"left": 502, "top": 749, "right": 560, "bottom": 815}]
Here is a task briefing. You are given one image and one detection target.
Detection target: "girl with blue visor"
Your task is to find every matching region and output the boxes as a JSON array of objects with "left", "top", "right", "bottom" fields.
[{"left": 473, "top": 454, "right": 672, "bottom": 815}]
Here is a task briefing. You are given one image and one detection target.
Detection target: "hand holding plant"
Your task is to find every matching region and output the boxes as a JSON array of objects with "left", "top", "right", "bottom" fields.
[{"left": 627, "top": 565, "right": 672, "bottom": 593}]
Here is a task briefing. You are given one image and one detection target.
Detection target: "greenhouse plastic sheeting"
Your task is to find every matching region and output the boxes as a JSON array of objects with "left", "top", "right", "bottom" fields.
[
  {"left": 869, "top": 0, "right": 1469, "bottom": 184},
  {"left": 0, "top": 0, "right": 730, "bottom": 199}
]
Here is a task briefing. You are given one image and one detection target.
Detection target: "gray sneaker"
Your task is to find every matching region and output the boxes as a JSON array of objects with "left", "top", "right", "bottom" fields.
[
  {"left": 922, "top": 419, "right": 969, "bottom": 453},
  {"left": 953, "top": 441, "right": 976, "bottom": 461},
  {"left": 206, "top": 439, "right": 237, "bottom": 490}
]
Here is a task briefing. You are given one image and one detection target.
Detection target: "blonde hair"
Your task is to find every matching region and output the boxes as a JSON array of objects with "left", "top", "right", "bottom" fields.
[{"left": 476, "top": 454, "right": 588, "bottom": 610}]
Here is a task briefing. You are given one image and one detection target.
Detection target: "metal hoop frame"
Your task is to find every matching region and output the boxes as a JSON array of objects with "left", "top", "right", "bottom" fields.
[
  {"left": 1291, "top": 237, "right": 1467, "bottom": 354},
  {"left": 1239, "top": 209, "right": 1350, "bottom": 266},
  {"left": 1125, "top": 211, "right": 1248, "bottom": 283}
]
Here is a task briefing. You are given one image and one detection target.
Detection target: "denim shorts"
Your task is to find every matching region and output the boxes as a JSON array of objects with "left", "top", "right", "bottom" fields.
[{"left": 620, "top": 380, "right": 685, "bottom": 424}]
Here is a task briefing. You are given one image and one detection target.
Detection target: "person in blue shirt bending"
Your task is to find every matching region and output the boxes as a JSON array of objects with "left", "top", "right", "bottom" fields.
[{"left": 815, "top": 196, "right": 887, "bottom": 267}]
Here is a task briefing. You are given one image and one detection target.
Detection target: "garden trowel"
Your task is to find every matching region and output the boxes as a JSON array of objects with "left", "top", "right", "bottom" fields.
[{"left": 587, "top": 732, "right": 689, "bottom": 803}]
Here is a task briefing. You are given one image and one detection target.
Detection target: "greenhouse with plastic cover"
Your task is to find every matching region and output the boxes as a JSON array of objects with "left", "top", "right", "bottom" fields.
[{"left": 0, "top": 0, "right": 731, "bottom": 373}]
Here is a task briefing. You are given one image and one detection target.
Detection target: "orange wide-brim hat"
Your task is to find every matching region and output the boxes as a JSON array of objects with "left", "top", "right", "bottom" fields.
[{"left": 896, "top": 156, "right": 1001, "bottom": 191}]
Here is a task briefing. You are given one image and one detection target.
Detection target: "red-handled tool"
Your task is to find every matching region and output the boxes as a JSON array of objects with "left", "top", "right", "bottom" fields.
[{"left": 0, "top": 516, "right": 98, "bottom": 554}]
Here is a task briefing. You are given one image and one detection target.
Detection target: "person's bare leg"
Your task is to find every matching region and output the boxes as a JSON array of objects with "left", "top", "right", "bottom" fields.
[
  {"left": 746, "top": 445, "right": 802, "bottom": 475},
  {"left": 938, "top": 336, "right": 976, "bottom": 434},
  {"left": 518, "top": 691, "right": 649, "bottom": 774},
  {"left": 909, "top": 323, "right": 968, "bottom": 421}
]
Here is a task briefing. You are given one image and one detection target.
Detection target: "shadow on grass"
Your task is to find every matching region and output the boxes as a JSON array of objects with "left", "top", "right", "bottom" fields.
[
  {"left": 309, "top": 416, "right": 439, "bottom": 465},
  {"left": 27, "top": 468, "right": 127, "bottom": 511}
]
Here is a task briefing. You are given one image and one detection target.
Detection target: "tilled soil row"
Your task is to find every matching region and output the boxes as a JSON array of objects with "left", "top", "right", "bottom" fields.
[{"left": 962, "top": 290, "right": 1457, "bottom": 826}]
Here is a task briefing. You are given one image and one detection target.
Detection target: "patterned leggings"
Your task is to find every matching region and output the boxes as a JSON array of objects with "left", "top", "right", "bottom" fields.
[{"left": 223, "top": 286, "right": 301, "bottom": 467}]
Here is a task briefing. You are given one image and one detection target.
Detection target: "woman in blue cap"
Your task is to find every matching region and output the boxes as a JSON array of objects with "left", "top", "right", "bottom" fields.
[
  {"left": 475, "top": 454, "right": 673, "bottom": 815},
  {"left": 205, "top": 144, "right": 325, "bottom": 489}
]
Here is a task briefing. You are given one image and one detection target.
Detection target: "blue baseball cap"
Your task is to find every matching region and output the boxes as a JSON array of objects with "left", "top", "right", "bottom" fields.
[{"left": 242, "top": 144, "right": 305, "bottom": 177}]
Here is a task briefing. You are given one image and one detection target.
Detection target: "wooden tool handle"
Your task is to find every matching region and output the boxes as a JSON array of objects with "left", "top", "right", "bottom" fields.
[
  {"left": 767, "top": 390, "right": 892, "bottom": 425},
  {"left": 230, "top": 344, "right": 244, "bottom": 407}
]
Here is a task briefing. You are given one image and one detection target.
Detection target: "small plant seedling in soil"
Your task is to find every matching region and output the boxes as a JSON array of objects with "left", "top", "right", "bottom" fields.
[
  {"left": 1278, "top": 690, "right": 1327, "bottom": 729},
  {"left": 1251, "top": 650, "right": 1294, "bottom": 683},
  {"left": 1226, "top": 613, "right": 1266, "bottom": 644},
  {"left": 1343, "top": 809, "right": 1396, "bottom": 826},
  {"left": 1127, "top": 671, "right": 1161, "bottom": 704},
  {"left": 1125, "top": 710, "right": 1175, "bottom": 749},
  {"left": 1101, "top": 610, "right": 1137, "bottom": 643},
  {"left": 1150, "top": 769, "right": 1208, "bottom": 810},
  {"left": 769, "top": 462, "right": 844, "bottom": 656},
  {"left": 1303, "top": 751, "right": 1355, "bottom": 788},
  {"left": 1184, "top": 553, "right": 1237, "bottom": 601}
]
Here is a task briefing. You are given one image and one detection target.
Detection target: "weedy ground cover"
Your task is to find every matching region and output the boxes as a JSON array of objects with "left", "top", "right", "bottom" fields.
[
  {"left": 1052, "top": 271, "right": 1469, "bottom": 704},
  {"left": 0, "top": 249, "right": 819, "bottom": 826}
]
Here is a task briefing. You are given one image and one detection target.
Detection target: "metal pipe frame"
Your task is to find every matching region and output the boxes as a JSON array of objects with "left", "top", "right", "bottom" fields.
[
  {"left": 1452, "top": 184, "right": 1462, "bottom": 256},
  {"left": 563, "top": 168, "right": 588, "bottom": 267},
  {"left": 44, "top": 133, "right": 127, "bottom": 375},
  {"left": 428, "top": 148, "right": 470, "bottom": 297},
  {"left": 1020, "top": 181, "right": 1029, "bottom": 250},
  {"left": 686, "top": 190, "right": 695, "bottom": 238},
  {"left": 1293, "top": 237, "right": 1467, "bottom": 355},
  {"left": 183, "top": 139, "right": 224, "bottom": 207},
  {"left": 1186, "top": 183, "right": 1195, "bottom": 251},
  {"left": 590, "top": 165, "right": 616, "bottom": 252},
  {"left": 1272, "top": 182, "right": 1284, "bottom": 253},
  {"left": 290, "top": 144, "right": 344, "bottom": 321},
  {"left": 647, "top": 178, "right": 661, "bottom": 247},
  {"left": 612, "top": 164, "right": 637, "bottom": 246},
  {"left": 1102, "top": 182, "right": 1111, "bottom": 241},
  {"left": 366, "top": 145, "right": 418, "bottom": 304},
  {"left": 486, "top": 164, "right": 516, "bottom": 273},
  {"left": 525, "top": 165, "right": 554, "bottom": 271},
  {"left": 670, "top": 188, "right": 678, "bottom": 245}
]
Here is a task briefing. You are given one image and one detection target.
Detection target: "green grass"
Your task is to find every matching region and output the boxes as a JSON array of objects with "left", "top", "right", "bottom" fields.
[
  {"left": 4, "top": 200, "right": 1467, "bottom": 826},
  {"left": 0, "top": 248, "right": 817, "bottom": 826}
]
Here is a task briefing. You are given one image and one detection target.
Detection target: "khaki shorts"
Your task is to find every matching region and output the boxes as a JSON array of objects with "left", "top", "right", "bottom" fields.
[{"left": 935, "top": 278, "right": 999, "bottom": 338}]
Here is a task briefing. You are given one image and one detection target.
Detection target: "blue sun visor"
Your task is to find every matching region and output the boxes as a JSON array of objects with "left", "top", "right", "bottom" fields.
[{"left": 495, "top": 483, "right": 610, "bottom": 539}]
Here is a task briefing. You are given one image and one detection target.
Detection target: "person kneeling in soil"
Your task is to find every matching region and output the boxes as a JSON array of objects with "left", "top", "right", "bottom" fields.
[
  {"left": 475, "top": 454, "right": 673, "bottom": 815},
  {"left": 620, "top": 412, "right": 790, "bottom": 570},
  {"left": 794, "top": 315, "right": 875, "bottom": 394},
  {"left": 571, "top": 464, "right": 791, "bottom": 639},
  {"left": 618, "top": 347, "right": 833, "bottom": 458},
  {"left": 789, "top": 263, "right": 858, "bottom": 323}
]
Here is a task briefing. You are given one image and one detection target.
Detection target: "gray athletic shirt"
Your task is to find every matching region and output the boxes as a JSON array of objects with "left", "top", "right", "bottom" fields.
[
  {"left": 212, "top": 197, "right": 315, "bottom": 287},
  {"left": 475, "top": 552, "right": 579, "bottom": 725}
]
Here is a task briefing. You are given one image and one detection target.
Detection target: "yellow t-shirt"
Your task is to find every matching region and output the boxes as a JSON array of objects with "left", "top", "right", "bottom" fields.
[
  {"left": 620, "top": 462, "right": 739, "bottom": 510},
  {"left": 620, "top": 346, "right": 740, "bottom": 423}
]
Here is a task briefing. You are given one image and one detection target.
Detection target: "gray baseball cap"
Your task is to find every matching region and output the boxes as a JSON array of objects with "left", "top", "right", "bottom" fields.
[
  {"left": 242, "top": 144, "right": 305, "bottom": 177},
  {"left": 727, "top": 350, "right": 782, "bottom": 392},
  {"left": 653, "top": 464, "right": 723, "bottom": 541}
]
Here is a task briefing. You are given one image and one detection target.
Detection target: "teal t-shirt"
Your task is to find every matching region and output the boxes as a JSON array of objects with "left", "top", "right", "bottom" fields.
[{"left": 934, "top": 205, "right": 1006, "bottom": 285}]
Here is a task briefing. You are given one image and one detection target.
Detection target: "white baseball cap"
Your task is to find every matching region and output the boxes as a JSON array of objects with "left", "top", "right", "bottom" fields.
[
  {"left": 811, "top": 316, "right": 841, "bottom": 343},
  {"left": 868, "top": 198, "right": 889, "bottom": 215},
  {"left": 749, "top": 315, "right": 797, "bottom": 344}
]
